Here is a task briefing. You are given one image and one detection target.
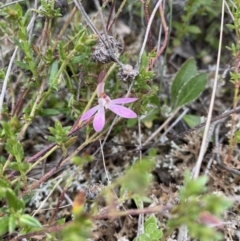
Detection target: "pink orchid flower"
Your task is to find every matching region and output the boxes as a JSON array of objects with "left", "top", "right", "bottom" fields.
[{"left": 80, "top": 82, "right": 138, "bottom": 132}]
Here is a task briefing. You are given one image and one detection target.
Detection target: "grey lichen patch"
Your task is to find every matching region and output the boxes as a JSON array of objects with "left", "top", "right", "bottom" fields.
[
  {"left": 117, "top": 64, "right": 139, "bottom": 81},
  {"left": 92, "top": 33, "right": 122, "bottom": 64}
]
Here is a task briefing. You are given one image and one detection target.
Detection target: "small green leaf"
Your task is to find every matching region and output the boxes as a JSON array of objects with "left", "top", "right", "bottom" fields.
[
  {"left": 203, "top": 195, "right": 232, "bottom": 215},
  {"left": 0, "top": 216, "right": 9, "bottom": 236},
  {"left": 49, "top": 60, "right": 58, "bottom": 85},
  {"left": 15, "top": 3, "right": 23, "bottom": 17},
  {"left": 0, "top": 179, "right": 9, "bottom": 199},
  {"left": 226, "top": 24, "right": 235, "bottom": 30},
  {"left": 0, "top": 69, "right": 5, "bottom": 79},
  {"left": 144, "top": 215, "right": 163, "bottom": 240},
  {"left": 70, "top": 55, "right": 88, "bottom": 64},
  {"left": 141, "top": 108, "right": 159, "bottom": 123},
  {"left": 13, "top": 38, "right": 24, "bottom": 50},
  {"left": 144, "top": 215, "right": 158, "bottom": 231},
  {"left": 16, "top": 143, "right": 24, "bottom": 163},
  {"left": 180, "top": 173, "right": 208, "bottom": 200},
  {"left": 175, "top": 73, "right": 207, "bottom": 108},
  {"left": 84, "top": 34, "right": 98, "bottom": 46},
  {"left": 47, "top": 121, "right": 71, "bottom": 144},
  {"left": 127, "top": 118, "right": 137, "bottom": 128},
  {"left": 150, "top": 230, "right": 163, "bottom": 240},
  {"left": 186, "top": 25, "right": 201, "bottom": 34},
  {"left": 18, "top": 29, "right": 27, "bottom": 41},
  {"left": 57, "top": 218, "right": 66, "bottom": 225},
  {"left": 171, "top": 58, "right": 197, "bottom": 105},
  {"left": 19, "top": 214, "right": 42, "bottom": 228},
  {"left": 118, "top": 158, "right": 154, "bottom": 196},
  {"left": 133, "top": 195, "right": 142, "bottom": 209},
  {"left": 9, "top": 162, "right": 30, "bottom": 172},
  {"left": 0, "top": 179, "right": 10, "bottom": 189},
  {"left": 141, "top": 51, "right": 149, "bottom": 69},
  {"left": 145, "top": 222, "right": 157, "bottom": 233},
  {"left": 234, "top": 130, "right": 240, "bottom": 143},
  {"left": 58, "top": 41, "right": 66, "bottom": 60},
  {"left": 2, "top": 121, "right": 14, "bottom": 138},
  {"left": 41, "top": 108, "right": 62, "bottom": 116},
  {"left": 138, "top": 234, "right": 152, "bottom": 241},
  {"left": 183, "top": 114, "right": 201, "bottom": 128},
  {"left": 71, "top": 155, "right": 93, "bottom": 166},
  {"left": 15, "top": 60, "right": 31, "bottom": 70},
  {"left": 9, "top": 215, "right": 16, "bottom": 233},
  {"left": 5, "top": 139, "right": 24, "bottom": 163},
  {"left": 6, "top": 189, "right": 24, "bottom": 212}
]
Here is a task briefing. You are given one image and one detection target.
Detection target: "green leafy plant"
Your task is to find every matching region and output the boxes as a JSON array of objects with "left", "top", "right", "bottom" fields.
[
  {"left": 171, "top": 58, "right": 207, "bottom": 109},
  {"left": 167, "top": 173, "right": 232, "bottom": 241},
  {"left": 172, "top": 0, "right": 222, "bottom": 46},
  {"left": 0, "top": 179, "right": 41, "bottom": 236},
  {"left": 134, "top": 215, "right": 163, "bottom": 241}
]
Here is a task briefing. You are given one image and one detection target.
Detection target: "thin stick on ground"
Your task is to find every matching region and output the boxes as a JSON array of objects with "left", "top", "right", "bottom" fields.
[
  {"left": 143, "top": 107, "right": 181, "bottom": 146},
  {"left": 99, "top": 139, "right": 111, "bottom": 184},
  {"left": 193, "top": 0, "right": 225, "bottom": 179},
  {"left": 161, "top": 107, "right": 189, "bottom": 139}
]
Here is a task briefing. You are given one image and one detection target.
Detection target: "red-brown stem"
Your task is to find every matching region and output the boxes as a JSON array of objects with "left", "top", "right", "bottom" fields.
[
  {"left": 143, "top": 1, "right": 154, "bottom": 51},
  {"left": 49, "top": 186, "right": 68, "bottom": 225},
  {"left": 11, "top": 88, "right": 29, "bottom": 117},
  {"left": 106, "top": 0, "right": 116, "bottom": 31},
  {"left": 39, "top": 17, "right": 49, "bottom": 48},
  {"left": 148, "top": 3, "right": 168, "bottom": 70}
]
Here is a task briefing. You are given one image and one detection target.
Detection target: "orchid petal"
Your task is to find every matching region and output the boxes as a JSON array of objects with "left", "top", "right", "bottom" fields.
[
  {"left": 108, "top": 104, "right": 137, "bottom": 118},
  {"left": 93, "top": 106, "right": 105, "bottom": 132},
  {"left": 111, "top": 98, "right": 138, "bottom": 104},
  {"left": 80, "top": 105, "right": 99, "bottom": 122},
  {"left": 97, "top": 82, "right": 105, "bottom": 98}
]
